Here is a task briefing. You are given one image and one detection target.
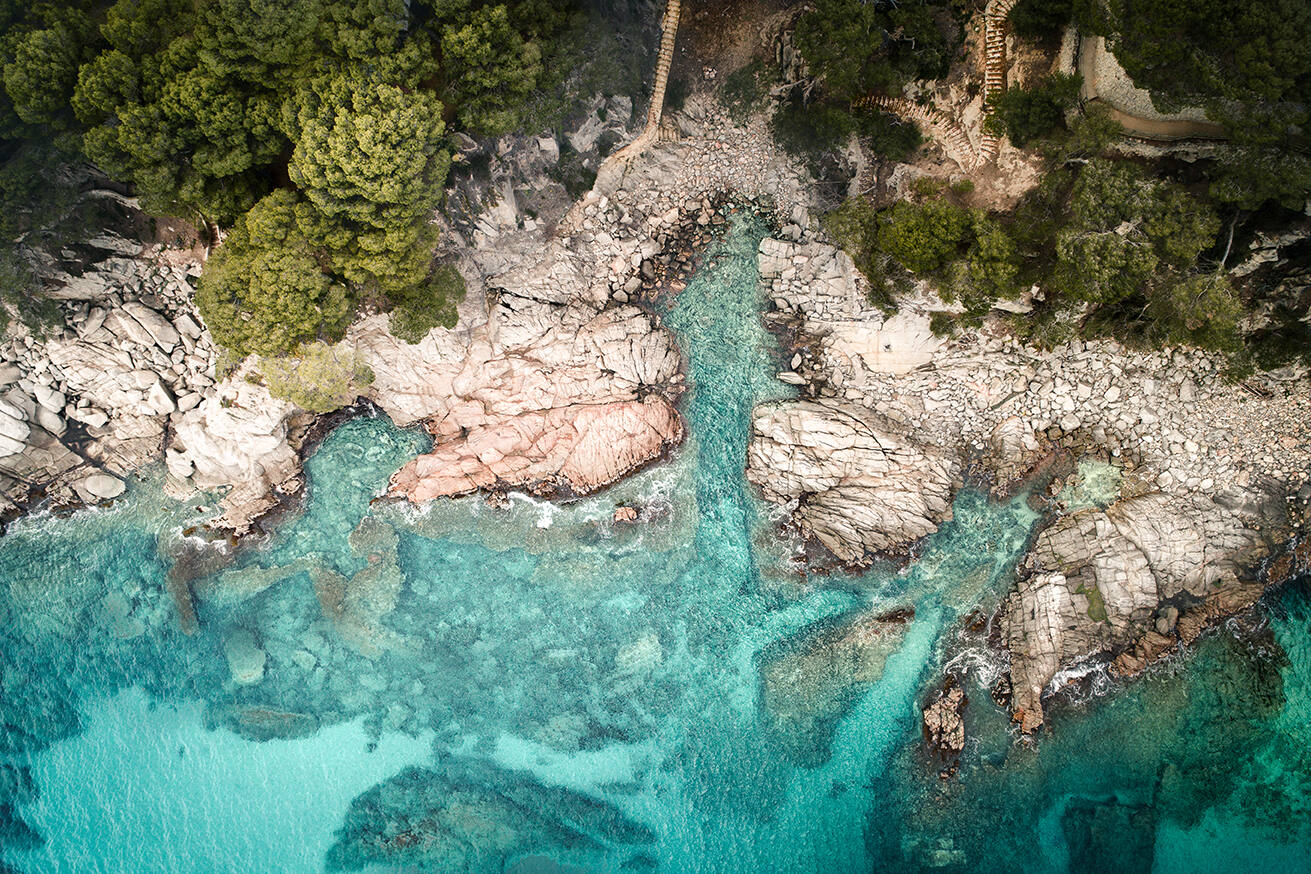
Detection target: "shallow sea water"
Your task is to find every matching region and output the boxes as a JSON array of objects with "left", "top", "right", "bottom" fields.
[{"left": 1, "top": 215, "right": 1308, "bottom": 873}]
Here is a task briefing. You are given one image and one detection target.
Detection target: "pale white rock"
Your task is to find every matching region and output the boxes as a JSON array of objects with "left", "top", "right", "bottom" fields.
[
  {"left": 169, "top": 379, "right": 300, "bottom": 534},
  {"left": 172, "top": 313, "right": 203, "bottom": 339},
  {"left": 0, "top": 407, "right": 30, "bottom": 443},
  {"left": 34, "top": 406, "right": 64, "bottom": 436},
  {"left": 1004, "top": 491, "right": 1269, "bottom": 731},
  {"left": 122, "top": 302, "right": 181, "bottom": 351},
  {"left": 353, "top": 299, "right": 680, "bottom": 434},
  {"left": 0, "top": 433, "right": 25, "bottom": 457},
  {"left": 80, "top": 472, "right": 126, "bottom": 499},
  {"left": 746, "top": 398, "right": 957, "bottom": 562},
  {"left": 144, "top": 381, "right": 176, "bottom": 415},
  {"left": 102, "top": 309, "right": 155, "bottom": 347},
  {"left": 33, "top": 384, "right": 65, "bottom": 413}
]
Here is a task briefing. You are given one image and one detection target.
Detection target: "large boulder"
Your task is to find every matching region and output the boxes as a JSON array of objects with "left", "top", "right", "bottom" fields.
[
  {"left": 389, "top": 396, "right": 682, "bottom": 501},
  {"left": 359, "top": 290, "right": 684, "bottom": 507},
  {"left": 746, "top": 398, "right": 958, "bottom": 562},
  {"left": 1004, "top": 491, "right": 1274, "bottom": 732}
]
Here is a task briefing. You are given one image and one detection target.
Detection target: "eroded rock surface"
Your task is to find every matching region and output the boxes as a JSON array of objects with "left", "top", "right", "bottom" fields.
[
  {"left": 747, "top": 398, "right": 957, "bottom": 562},
  {"left": 372, "top": 295, "right": 684, "bottom": 505},
  {"left": 1003, "top": 491, "right": 1278, "bottom": 732},
  {"left": 390, "top": 396, "right": 681, "bottom": 501}
]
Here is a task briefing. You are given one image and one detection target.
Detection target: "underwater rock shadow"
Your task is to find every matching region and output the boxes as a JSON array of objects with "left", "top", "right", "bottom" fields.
[{"left": 325, "top": 758, "right": 655, "bottom": 873}]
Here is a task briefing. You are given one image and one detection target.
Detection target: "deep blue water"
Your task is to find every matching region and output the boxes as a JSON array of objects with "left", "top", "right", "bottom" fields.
[{"left": 1, "top": 215, "right": 1308, "bottom": 873}]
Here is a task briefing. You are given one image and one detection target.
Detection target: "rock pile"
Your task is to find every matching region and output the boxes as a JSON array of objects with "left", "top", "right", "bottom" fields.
[{"left": 0, "top": 235, "right": 214, "bottom": 514}]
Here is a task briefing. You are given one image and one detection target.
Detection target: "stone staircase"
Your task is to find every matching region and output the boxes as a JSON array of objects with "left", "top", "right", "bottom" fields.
[
  {"left": 607, "top": 0, "right": 682, "bottom": 165},
  {"left": 978, "top": 0, "right": 1018, "bottom": 163},
  {"left": 861, "top": 0, "right": 1019, "bottom": 171},
  {"left": 646, "top": 0, "right": 682, "bottom": 131},
  {"left": 856, "top": 96, "right": 980, "bottom": 171}
]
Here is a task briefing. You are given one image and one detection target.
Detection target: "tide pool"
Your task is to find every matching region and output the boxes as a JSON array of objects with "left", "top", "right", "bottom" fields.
[{"left": 1, "top": 214, "right": 1308, "bottom": 873}]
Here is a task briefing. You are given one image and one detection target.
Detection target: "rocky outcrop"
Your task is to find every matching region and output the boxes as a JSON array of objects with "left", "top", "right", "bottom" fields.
[
  {"left": 166, "top": 379, "right": 301, "bottom": 534},
  {"left": 922, "top": 683, "right": 967, "bottom": 776},
  {"left": 366, "top": 292, "right": 684, "bottom": 506},
  {"left": 982, "top": 415, "right": 1047, "bottom": 495},
  {"left": 746, "top": 398, "right": 957, "bottom": 562},
  {"left": 1003, "top": 491, "right": 1277, "bottom": 732},
  {"left": 389, "top": 396, "right": 682, "bottom": 501}
]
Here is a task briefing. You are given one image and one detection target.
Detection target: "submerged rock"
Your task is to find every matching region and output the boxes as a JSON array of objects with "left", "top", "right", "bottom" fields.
[
  {"left": 746, "top": 398, "right": 957, "bottom": 562},
  {"left": 326, "top": 761, "right": 654, "bottom": 873},
  {"left": 223, "top": 629, "right": 266, "bottom": 686},
  {"left": 758, "top": 606, "right": 913, "bottom": 765},
  {"left": 313, "top": 516, "right": 406, "bottom": 658}
]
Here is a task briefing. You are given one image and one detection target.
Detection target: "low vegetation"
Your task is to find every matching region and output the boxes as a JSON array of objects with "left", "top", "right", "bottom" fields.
[{"left": 257, "top": 341, "right": 374, "bottom": 413}]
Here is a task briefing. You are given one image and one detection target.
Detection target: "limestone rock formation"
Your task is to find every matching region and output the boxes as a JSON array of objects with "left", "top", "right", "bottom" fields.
[
  {"left": 1003, "top": 491, "right": 1275, "bottom": 732},
  {"left": 747, "top": 398, "right": 958, "bottom": 562}
]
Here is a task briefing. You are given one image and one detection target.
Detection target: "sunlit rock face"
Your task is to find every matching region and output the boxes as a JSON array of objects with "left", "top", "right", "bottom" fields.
[
  {"left": 167, "top": 379, "right": 302, "bottom": 534},
  {"left": 359, "top": 291, "right": 685, "bottom": 506},
  {"left": 1003, "top": 491, "right": 1276, "bottom": 732},
  {"left": 388, "top": 396, "right": 683, "bottom": 501},
  {"left": 746, "top": 398, "right": 958, "bottom": 562}
]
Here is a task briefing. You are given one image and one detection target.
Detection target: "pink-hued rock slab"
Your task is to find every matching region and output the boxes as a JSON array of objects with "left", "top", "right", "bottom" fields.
[{"left": 389, "top": 395, "right": 682, "bottom": 501}]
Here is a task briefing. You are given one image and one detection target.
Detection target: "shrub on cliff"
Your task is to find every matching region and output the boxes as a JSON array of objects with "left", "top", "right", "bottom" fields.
[
  {"left": 196, "top": 191, "right": 352, "bottom": 357},
  {"left": 389, "top": 264, "right": 466, "bottom": 344},
  {"left": 877, "top": 199, "right": 972, "bottom": 274},
  {"left": 985, "top": 73, "right": 1082, "bottom": 148},
  {"left": 258, "top": 342, "right": 374, "bottom": 413}
]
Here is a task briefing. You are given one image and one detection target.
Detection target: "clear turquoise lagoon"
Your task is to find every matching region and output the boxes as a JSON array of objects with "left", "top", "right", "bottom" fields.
[{"left": 2, "top": 215, "right": 1308, "bottom": 873}]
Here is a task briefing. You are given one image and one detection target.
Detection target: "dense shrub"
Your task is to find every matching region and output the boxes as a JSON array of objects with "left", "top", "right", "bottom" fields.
[
  {"left": 389, "top": 264, "right": 466, "bottom": 344},
  {"left": 986, "top": 73, "right": 1082, "bottom": 148},
  {"left": 196, "top": 191, "right": 352, "bottom": 357},
  {"left": 258, "top": 342, "right": 375, "bottom": 413}
]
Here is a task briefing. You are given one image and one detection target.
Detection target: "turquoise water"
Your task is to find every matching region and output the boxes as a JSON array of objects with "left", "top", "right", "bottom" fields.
[{"left": 0, "top": 215, "right": 1308, "bottom": 873}]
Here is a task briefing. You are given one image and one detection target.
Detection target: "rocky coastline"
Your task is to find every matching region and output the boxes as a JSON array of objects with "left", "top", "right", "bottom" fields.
[{"left": 3, "top": 91, "right": 1308, "bottom": 755}]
